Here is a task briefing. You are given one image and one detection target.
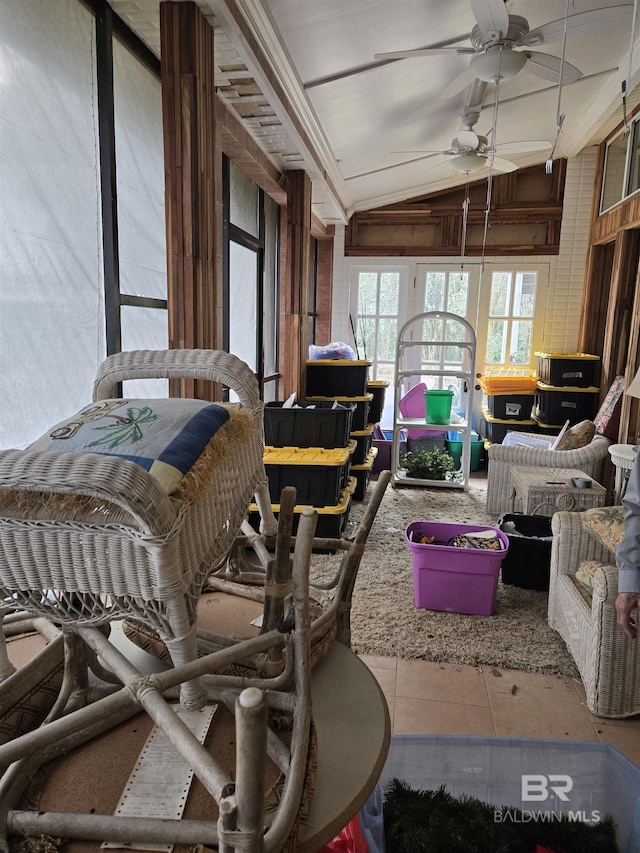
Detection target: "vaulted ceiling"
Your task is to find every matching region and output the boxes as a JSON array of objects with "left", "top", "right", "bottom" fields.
[{"left": 111, "top": 0, "right": 640, "bottom": 224}]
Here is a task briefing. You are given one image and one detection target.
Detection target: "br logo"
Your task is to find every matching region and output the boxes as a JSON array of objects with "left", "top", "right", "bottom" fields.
[{"left": 521, "top": 774, "right": 573, "bottom": 802}]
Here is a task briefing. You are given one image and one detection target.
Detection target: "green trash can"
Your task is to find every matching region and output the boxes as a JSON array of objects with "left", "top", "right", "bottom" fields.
[
  {"left": 446, "top": 431, "right": 483, "bottom": 471},
  {"left": 424, "top": 389, "right": 454, "bottom": 424}
]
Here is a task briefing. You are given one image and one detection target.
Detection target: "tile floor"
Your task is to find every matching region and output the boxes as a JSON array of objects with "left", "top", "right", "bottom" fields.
[
  {"left": 358, "top": 654, "right": 640, "bottom": 767},
  {"left": 357, "top": 469, "right": 640, "bottom": 766}
]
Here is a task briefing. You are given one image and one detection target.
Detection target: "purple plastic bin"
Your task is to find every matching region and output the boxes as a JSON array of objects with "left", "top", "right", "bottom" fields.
[{"left": 405, "top": 521, "right": 509, "bottom": 616}]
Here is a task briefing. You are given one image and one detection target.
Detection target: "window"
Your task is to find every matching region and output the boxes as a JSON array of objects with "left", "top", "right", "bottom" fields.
[
  {"left": 600, "top": 115, "right": 640, "bottom": 213},
  {"left": 601, "top": 130, "right": 628, "bottom": 212},
  {"left": 224, "top": 158, "right": 280, "bottom": 401},
  {"left": 353, "top": 267, "right": 406, "bottom": 426},
  {"left": 357, "top": 270, "right": 399, "bottom": 375},
  {"left": 477, "top": 265, "right": 548, "bottom": 369}
]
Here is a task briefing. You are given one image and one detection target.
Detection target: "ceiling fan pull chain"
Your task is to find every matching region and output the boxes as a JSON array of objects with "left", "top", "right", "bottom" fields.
[
  {"left": 460, "top": 177, "right": 471, "bottom": 262},
  {"left": 546, "top": 0, "right": 571, "bottom": 174}
]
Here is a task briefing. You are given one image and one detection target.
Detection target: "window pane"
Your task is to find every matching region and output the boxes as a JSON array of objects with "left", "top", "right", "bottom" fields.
[
  {"left": 447, "top": 272, "right": 468, "bottom": 316},
  {"left": 601, "top": 131, "right": 627, "bottom": 212},
  {"left": 510, "top": 320, "right": 533, "bottom": 364},
  {"left": 513, "top": 272, "right": 537, "bottom": 317},
  {"left": 377, "top": 318, "right": 397, "bottom": 361},
  {"left": 263, "top": 195, "right": 279, "bottom": 376},
  {"left": 229, "top": 241, "right": 257, "bottom": 370},
  {"left": 628, "top": 120, "right": 640, "bottom": 195},
  {"left": 359, "top": 317, "right": 375, "bottom": 361},
  {"left": 380, "top": 273, "right": 400, "bottom": 314},
  {"left": 379, "top": 272, "right": 399, "bottom": 314},
  {"left": 114, "top": 39, "right": 166, "bottom": 301},
  {"left": 444, "top": 319, "right": 464, "bottom": 364},
  {"left": 121, "top": 305, "right": 169, "bottom": 398},
  {"left": 489, "top": 273, "right": 511, "bottom": 316},
  {"left": 230, "top": 161, "right": 259, "bottom": 237},
  {"left": 486, "top": 319, "right": 507, "bottom": 364},
  {"left": 424, "top": 272, "right": 445, "bottom": 311},
  {"left": 358, "top": 273, "right": 377, "bottom": 314}
]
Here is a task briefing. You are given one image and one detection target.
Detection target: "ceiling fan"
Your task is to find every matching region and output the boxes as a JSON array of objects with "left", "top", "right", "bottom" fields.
[
  {"left": 375, "top": 0, "right": 633, "bottom": 99},
  {"left": 397, "top": 111, "right": 552, "bottom": 173}
]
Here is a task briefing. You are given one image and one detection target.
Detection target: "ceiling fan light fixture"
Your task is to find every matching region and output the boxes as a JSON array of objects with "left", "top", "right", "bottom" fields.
[
  {"left": 470, "top": 45, "right": 527, "bottom": 82},
  {"left": 451, "top": 152, "right": 486, "bottom": 173}
]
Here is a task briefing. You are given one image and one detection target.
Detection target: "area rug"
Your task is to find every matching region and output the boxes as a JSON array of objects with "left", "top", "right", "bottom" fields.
[{"left": 312, "top": 476, "right": 579, "bottom": 678}]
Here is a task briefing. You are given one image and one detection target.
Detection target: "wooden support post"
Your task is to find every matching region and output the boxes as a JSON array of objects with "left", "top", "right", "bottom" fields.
[
  {"left": 160, "top": 2, "right": 220, "bottom": 399},
  {"left": 284, "top": 171, "right": 313, "bottom": 399}
]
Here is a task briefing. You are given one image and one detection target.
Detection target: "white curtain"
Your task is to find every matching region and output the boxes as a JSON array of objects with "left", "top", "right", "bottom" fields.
[{"left": 0, "top": 0, "right": 105, "bottom": 448}]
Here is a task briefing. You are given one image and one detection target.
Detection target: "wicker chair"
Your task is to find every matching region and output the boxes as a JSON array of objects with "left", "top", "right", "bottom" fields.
[
  {"left": 548, "top": 510, "right": 640, "bottom": 718},
  {"left": 0, "top": 349, "right": 322, "bottom": 853},
  {"left": 485, "top": 432, "right": 612, "bottom": 515}
]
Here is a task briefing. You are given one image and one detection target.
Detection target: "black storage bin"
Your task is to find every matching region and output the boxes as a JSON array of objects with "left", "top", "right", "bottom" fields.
[
  {"left": 351, "top": 447, "right": 377, "bottom": 500},
  {"left": 481, "top": 407, "right": 537, "bottom": 444},
  {"left": 350, "top": 423, "right": 374, "bottom": 465},
  {"left": 486, "top": 392, "right": 535, "bottom": 421},
  {"left": 249, "top": 478, "right": 354, "bottom": 552},
  {"left": 306, "top": 360, "right": 370, "bottom": 397},
  {"left": 406, "top": 433, "right": 447, "bottom": 454},
  {"left": 367, "top": 380, "right": 388, "bottom": 424},
  {"left": 307, "top": 394, "right": 372, "bottom": 431},
  {"left": 499, "top": 513, "right": 553, "bottom": 591},
  {"left": 536, "top": 352, "right": 600, "bottom": 388},
  {"left": 264, "top": 445, "right": 353, "bottom": 507},
  {"left": 535, "top": 383, "right": 599, "bottom": 425},
  {"left": 263, "top": 400, "right": 354, "bottom": 448}
]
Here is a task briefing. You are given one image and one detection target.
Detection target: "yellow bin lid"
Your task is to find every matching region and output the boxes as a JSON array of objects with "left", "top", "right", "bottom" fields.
[
  {"left": 263, "top": 441, "right": 356, "bottom": 466},
  {"left": 536, "top": 381, "right": 599, "bottom": 393},
  {"left": 351, "top": 447, "right": 379, "bottom": 472}
]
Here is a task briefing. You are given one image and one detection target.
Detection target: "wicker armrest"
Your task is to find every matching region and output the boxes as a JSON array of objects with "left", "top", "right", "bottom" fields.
[
  {"left": 0, "top": 448, "right": 176, "bottom": 536},
  {"left": 550, "top": 510, "right": 611, "bottom": 577},
  {"left": 592, "top": 563, "right": 619, "bottom": 603},
  {"left": 93, "top": 349, "right": 261, "bottom": 414}
]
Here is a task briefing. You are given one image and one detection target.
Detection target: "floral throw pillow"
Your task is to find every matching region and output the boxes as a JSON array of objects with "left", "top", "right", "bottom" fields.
[
  {"left": 582, "top": 505, "right": 625, "bottom": 554},
  {"left": 554, "top": 420, "right": 596, "bottom": 451}
]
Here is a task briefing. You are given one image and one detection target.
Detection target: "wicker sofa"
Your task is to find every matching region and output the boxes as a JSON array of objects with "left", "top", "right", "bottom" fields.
[
  {"left": 548, "top": 507, "right": 640, "bottom": 718},
  {"left": 486, "top": 432, "right": 612, "bottom": 515}
]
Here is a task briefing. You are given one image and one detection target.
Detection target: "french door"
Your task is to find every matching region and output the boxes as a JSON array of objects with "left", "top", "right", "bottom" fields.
[{"left": 351, "top": 261, "right": 549, "bottom": 427}]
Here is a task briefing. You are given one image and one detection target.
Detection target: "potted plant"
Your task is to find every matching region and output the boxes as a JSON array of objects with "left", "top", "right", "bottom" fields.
[{"left": 399, "top": 447, "right": 457, "bottom": 480}]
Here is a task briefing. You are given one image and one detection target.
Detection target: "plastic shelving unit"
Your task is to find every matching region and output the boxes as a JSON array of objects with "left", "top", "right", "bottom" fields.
[{"left": 392, "top": 310, "right": 476, "bottom": 490}]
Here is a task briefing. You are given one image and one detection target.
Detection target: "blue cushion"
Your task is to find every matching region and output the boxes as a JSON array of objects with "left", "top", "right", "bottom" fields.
[{"left": 30, "top": 398, "right": 230, "bottom": 493}]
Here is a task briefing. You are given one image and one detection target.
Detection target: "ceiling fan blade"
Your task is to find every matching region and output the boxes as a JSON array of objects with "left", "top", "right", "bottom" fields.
[
  {"left": 493, "top": 139, "right": 552, "bottom": 154},
  {"left": 523, "top": 51, "right": 582, "bottom": 84},
  {"left": 457, "top": 129, "right": 479, "bottom": 148},
  {"left": 438, "top": 66, "right": 479, "bottom": 100},
  {"left": 489, "top": 155, "right": 518, "bottom": 173},
  {"left": 470, "top": 0, "right": 510, "bottom": 39},
  {"left": 374, "top": 47, "right": 474, "bottom": 60},
  {"left": 524, "top": 5, "right": 633, "bottom": 46},
  {"left": 391, "top": 149, "right": 450, "bottom": 155}
]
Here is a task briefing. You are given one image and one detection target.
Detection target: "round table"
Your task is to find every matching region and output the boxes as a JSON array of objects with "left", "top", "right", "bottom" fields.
[{"left": 608, "top": 443, "right": 637, "bottom": 504}]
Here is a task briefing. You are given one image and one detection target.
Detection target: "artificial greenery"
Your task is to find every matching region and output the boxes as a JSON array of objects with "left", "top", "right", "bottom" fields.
[
  {"left": 399, "top": 447, "right": 456, "bottom": 480},
  {"left": 383, "top": 779, "right": 619, "bottom": 853}
]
